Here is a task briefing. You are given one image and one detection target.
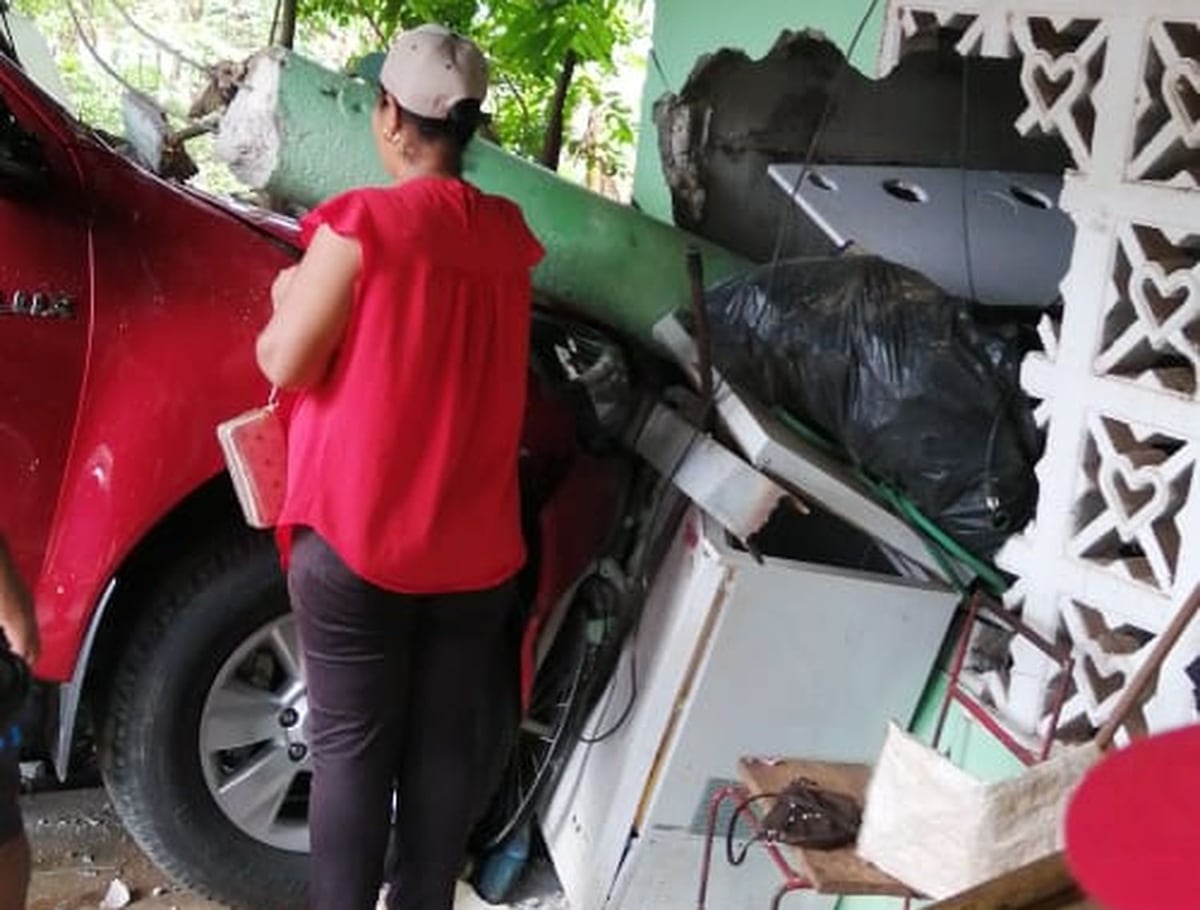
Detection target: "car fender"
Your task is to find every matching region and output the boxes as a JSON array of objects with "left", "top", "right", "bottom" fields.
[{"left": 36, "top": 149, "right": 294, "bottom": 687}]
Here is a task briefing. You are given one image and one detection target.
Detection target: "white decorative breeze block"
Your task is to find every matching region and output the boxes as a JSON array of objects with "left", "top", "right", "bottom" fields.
[{"left": 880, "top": 0, "right": 1200, "bottom": 749}]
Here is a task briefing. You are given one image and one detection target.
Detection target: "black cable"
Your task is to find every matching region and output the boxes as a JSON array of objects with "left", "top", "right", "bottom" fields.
[
  {"left": 577, "top": 642, "right": 637, "bottom": 744},
  {"left": 981, "top": 395, "right": 1007, "bottom": 521},
  {"left": 649, "top": 47, "right": 673, "bottom": 94},
  {"left": 726, "top": 792, "right": 780, "bottom": 866},
  {"left": 576, "top": 431, "right": 712, "bottom": 747},
  {"left": 576, "top": 475, "right": 687, "bottom": 745},
  {"left": 761, "top": 0, "right": 883, "bottom": 283}
]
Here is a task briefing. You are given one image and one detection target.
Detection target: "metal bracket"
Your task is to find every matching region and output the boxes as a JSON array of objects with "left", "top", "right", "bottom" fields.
[{"left": 633, "top": 401, "right": 803, "bottom": 546}]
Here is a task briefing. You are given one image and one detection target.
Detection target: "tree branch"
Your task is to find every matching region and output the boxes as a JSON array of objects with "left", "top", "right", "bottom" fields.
[
  {"left": 497, "top": 72, "right": 532, "bottom": 127},
  {"left": 277, "top": 0, "right": 298, "bottom": 48},
  {"left": 107, "top": 0, "right": 210, "bottom": 73},
  {"left": 539, "top": 48, "right": 577, "bottom": 171},
  {"left": 65, "top": 0, "right": 159, "bottom": 108}
]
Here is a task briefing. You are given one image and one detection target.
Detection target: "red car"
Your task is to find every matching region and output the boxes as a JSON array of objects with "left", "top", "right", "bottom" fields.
[{"left": 0, "top": 49, "right": 640, "bottom": 907}]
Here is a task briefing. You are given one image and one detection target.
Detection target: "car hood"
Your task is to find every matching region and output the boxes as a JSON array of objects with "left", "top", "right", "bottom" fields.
[{"left": 184, "top": 186, "right": 303, "bottom": 252}]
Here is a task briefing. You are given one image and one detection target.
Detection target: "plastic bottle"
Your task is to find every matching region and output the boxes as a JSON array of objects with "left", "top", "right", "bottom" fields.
[{"left": 472, "top": 821, "right": 532, "bottom": 905}]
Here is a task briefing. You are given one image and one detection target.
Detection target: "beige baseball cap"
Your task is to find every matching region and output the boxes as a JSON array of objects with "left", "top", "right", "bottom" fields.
[{"left": 379, "top": 24, "right": 488, "bottom": 120}]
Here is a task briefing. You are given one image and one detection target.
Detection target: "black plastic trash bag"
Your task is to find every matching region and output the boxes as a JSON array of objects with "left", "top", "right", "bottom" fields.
[{"left": 700, "top": 256, "right": 1042, "bottom": 558}]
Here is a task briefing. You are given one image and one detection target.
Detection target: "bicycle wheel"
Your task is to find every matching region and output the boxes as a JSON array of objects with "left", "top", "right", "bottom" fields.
[{"left": 471, "top": 597, "right": 592, "bottom": 852}]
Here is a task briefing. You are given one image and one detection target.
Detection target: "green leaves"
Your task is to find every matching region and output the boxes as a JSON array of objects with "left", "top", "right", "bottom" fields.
[
  {"left": 14, "top": 0, "right": 645, "bottom": 194},
  {"left": 298, "top": 0, "right": 642, "bottom": 176},
  {"left": 300, "top": 0, "right": 476, "bottom": 39},
  {"left": 488, "top": 0, "right": 623, "bottom": 76}
]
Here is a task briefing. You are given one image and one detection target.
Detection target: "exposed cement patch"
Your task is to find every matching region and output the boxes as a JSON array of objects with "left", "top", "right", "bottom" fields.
[{"left": 214, "top": 49, "right": 284, "bottom": 191}]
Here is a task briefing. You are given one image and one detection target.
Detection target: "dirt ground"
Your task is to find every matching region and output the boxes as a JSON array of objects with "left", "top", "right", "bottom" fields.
[
  {"left": 23, "top": 788, "right": 567, "bottom": 910},
  {"left": 24, "top": 788, "right": 221, "bottom": 910}
]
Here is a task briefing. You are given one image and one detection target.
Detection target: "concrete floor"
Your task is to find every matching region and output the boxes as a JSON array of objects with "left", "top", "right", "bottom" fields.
[{"left": 23, "top": 788, "right": 565, "bottom": 910}]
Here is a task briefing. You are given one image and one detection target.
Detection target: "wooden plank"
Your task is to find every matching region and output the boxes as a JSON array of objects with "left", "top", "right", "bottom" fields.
[
  {"left": 925, "top": 852, "right": 1097, "bottom": 910},
  {"left": 737, "top": 757, "right": 915, "bottom": 897}
]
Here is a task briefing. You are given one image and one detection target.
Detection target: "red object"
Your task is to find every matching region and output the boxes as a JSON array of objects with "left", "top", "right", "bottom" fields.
[
  {"left": 0, "top": 52, "right": 614, "bottom": 716},
  {"left": 0, "top": 60, "right": 295, "bottom": 682},
  {"left": 281, "top": 179, "right": 544, "bottom": 593},
  {"left": 1065, "top": 723, "right": 1200, "bottom": 909}
]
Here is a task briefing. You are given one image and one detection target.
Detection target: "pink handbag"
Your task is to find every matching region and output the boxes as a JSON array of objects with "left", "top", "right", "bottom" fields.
[{"left": 216, "top": 390, "right": 287, "bottom": 529}]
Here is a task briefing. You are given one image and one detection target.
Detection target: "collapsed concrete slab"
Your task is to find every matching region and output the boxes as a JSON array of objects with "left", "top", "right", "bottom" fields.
[{"left": 214, "top": 49, "right": 749, "bottom": 343}]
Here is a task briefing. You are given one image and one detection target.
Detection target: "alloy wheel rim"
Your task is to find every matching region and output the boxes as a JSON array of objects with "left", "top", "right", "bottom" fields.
[{"left": 199, "top": 615, "right": 311, "bottom": 853}]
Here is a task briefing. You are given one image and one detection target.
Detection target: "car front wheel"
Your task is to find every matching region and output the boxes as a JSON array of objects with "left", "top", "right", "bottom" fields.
[{"left": 99, "top": 529, "right": 309, "bottom": 910}]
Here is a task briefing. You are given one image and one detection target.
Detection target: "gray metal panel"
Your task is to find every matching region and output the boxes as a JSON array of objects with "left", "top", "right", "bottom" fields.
[
  {"left": 614, "top": 520, "right": 957, "bottom": 910},
  {"left": 769, "top": 163, "right": 1075, "bottom": 307},
  {"left": 640, "top": 546, "right": 958, "bottom": 833}
]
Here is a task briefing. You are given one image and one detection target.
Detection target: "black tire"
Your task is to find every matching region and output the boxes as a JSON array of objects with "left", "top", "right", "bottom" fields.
[
  {"left": 470, "top": 599, "right": 591, "bottom": 854},
  {"left": 470, "top": 572, "right": 627, "bottom": 855},
  {"left": 98, "top": 528, "right": 307, "bottom": 910}
]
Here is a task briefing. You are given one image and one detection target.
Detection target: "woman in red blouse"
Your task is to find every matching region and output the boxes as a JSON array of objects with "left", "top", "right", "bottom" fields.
[{"left": 256, "top": 24, "right": 543, "bottom": 910}]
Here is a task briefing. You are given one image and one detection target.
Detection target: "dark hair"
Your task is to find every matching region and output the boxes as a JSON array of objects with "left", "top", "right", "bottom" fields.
[{"left": 376, "top": 88, "right": 483, "bottom": 167}]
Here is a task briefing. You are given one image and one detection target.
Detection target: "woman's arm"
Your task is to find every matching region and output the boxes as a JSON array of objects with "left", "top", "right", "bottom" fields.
[{"left": 256, "top": 224, "right": 362, "bottom": 389}]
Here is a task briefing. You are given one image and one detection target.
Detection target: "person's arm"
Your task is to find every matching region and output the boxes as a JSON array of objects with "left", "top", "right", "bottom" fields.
[
  {"left": 256, "top": 223, "right": 362, "bottom": 389},
  {"left": 0, "top": 539, "right": 38, "bottom": 667}
]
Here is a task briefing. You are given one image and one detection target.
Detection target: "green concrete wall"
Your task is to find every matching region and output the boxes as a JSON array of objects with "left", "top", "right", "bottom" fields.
[{"left": 631, "top": 0, "right": 885, "bottom": 222}]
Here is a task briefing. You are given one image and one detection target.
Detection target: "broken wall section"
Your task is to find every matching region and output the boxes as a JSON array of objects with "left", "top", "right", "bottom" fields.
[
  {"left": 631, "top": 0, "right": 887, "bottom": 223},
  {"left": 653, "top": 28, "right": 1071, "bottom": 263}
]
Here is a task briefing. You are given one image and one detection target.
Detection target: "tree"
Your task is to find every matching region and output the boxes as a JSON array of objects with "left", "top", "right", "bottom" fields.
[
  {"left": 12, "top": 0, "right": 646, "bottom": 197},
  {"left": 299, "top": 0, "right": 640, "bottom": 173},
  {"left": 486, "top": 0, "right": 632, "bottom": 169},
  {"left": 300, "top": 0, "right": 477, "bottom": 45}
]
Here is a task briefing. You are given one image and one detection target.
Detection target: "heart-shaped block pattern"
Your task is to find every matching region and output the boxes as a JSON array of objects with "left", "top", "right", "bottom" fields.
[
  {"left": 1128, "top": 261, "right": 1200, "bottom": 350},
  {"left": 1021, "top": 49, "right": 1089, "bottom": 129},
  {"left": 1096, "top": 451, "right": 1169, "bottom": 541},
  {"left": 1162, "top": 57, "right": 1200, "bottom": 147}
]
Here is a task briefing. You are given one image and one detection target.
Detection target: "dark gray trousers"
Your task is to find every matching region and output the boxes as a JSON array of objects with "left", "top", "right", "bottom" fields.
[{"left": 287, "top": 528, "right": 515, "bottom": 910}]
